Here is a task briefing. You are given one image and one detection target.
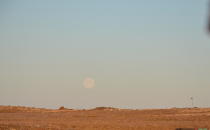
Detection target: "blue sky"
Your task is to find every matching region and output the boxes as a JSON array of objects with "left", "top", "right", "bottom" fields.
[{"left": 0, "top": 0, "right": 210, "bottom": 109}]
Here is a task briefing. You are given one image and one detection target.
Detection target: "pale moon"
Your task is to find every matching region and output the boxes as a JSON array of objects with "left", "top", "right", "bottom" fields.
[{"left": 83, "top": 77, "right": 95, "bottom": 88}]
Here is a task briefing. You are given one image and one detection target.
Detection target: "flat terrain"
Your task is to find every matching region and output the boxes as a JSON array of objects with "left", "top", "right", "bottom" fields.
[{"left": 0, "top": 106, "right": 210, "bottom": 130}]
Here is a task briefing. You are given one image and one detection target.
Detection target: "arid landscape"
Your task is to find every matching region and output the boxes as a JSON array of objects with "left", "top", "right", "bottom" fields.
[{"left": 0, "top": 106, "right": 210, "bottom": 130}]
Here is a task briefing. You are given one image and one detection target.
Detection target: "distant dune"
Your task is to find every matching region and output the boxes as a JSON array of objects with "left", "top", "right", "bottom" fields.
[{"left": 0, "top": 106, "right": 210, "bottom": 130}]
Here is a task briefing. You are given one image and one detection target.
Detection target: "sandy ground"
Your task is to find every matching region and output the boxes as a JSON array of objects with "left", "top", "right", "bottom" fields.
[{"left": 0, "top": 106, "right": 210, "bottom": 130}]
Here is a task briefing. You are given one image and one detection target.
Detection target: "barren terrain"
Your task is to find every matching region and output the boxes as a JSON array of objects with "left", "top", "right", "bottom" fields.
[{"left": 0, "top": 106, "right": 210, "bottom": 130}]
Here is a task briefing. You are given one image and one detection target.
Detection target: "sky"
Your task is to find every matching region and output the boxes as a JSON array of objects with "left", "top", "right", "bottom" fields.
[{"left": 0, "top": 0, "right": 210, "bottom": 109}]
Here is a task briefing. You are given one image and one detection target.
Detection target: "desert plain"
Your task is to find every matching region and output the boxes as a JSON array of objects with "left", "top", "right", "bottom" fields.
[{"left": 0, "top": 106, "right": 210, "bottom": 130}]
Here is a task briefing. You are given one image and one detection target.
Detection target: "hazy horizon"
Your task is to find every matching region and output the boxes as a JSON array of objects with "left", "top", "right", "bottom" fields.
[{"left": 0, "top": 0, "right": 210, "bottom": 109}]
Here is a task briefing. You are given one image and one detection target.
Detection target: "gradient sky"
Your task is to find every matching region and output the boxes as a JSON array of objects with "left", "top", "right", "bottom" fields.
[{"left": 0, "top": 0, "right": 210, "bottom": 109}]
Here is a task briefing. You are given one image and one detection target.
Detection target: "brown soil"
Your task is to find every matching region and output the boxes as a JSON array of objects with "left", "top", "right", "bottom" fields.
[{"left": 0, "top": 106, "right": 210, "bottom": 130}]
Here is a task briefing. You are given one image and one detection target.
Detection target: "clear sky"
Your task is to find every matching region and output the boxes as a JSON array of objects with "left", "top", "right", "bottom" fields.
[{"left": 0, "top": 0, "right": 210, "bottom": 109}]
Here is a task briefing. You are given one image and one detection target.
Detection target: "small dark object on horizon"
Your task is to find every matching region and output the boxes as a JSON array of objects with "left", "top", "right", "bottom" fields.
[
  {"left": 58, "top": 106, "right": 73, "bottom": 110},
  {"left": 58, "top": 106, "right": 65, "bottom": 110}
]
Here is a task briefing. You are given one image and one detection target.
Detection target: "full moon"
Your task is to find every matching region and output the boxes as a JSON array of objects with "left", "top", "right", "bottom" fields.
[{"left": 83, "top": 77, "right": 95, "bottom": 89}]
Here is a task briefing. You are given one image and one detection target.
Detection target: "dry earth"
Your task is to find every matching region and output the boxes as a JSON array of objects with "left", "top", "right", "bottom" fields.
[{"left": 0, "top": 106, "right": 210, "bottom": 130}]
